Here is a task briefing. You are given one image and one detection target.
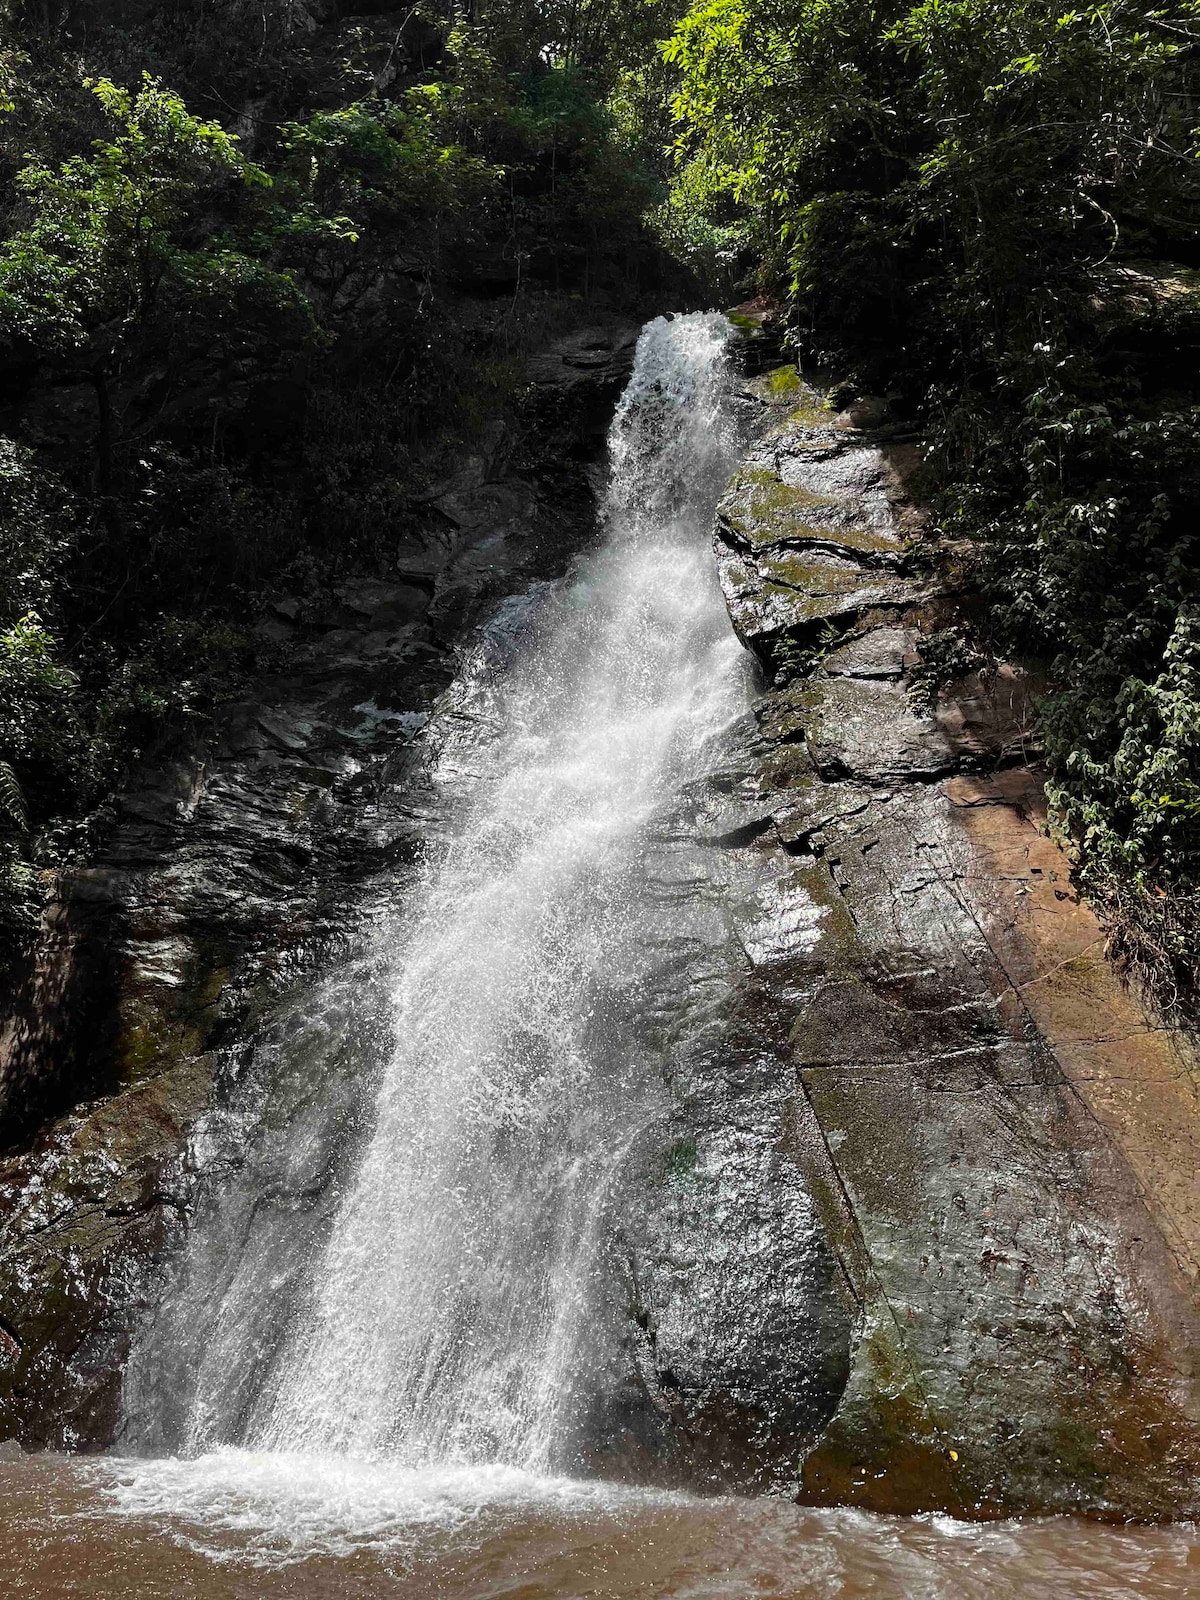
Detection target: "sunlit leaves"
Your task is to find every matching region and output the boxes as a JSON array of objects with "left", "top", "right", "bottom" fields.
[
  {"left": 665, "top": 0, "right": 1200, "bottom": 924},
  {"left": 0, "top": 74, "right": 277, "bottom": 353}
]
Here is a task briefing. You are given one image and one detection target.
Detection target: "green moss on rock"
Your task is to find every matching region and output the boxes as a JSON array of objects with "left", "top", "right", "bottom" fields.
[{"left": 720, "top": 467, "right": 841, "bottom": 546}]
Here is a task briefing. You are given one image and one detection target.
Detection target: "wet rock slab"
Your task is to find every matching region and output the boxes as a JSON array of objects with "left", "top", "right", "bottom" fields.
[{"left": 627, "top": 371, "right": 1200, "bottom": 1517}]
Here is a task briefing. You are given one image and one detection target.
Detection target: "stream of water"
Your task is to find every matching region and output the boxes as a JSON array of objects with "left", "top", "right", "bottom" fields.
[
  {"left": 247, "top": 312, "right": 749, "bottom": 1467},
  {"left": 120, "top": 310, "right": 750, "bottom": 1469},
  {"left": 8, "top": 314, "right": 1196, "bottom": 1596},
  {"left": 2, "top": 1451, "right": 1198, "bottom": 1597}
]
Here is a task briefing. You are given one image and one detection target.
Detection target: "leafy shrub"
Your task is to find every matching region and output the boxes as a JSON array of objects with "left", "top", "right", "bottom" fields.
[
  {"left": 0, "top": 438, "right": 74, "bottom": 623},
  {"left": 0, "top": 612, "right": 79, "bottom": 946},
  {"left": 0, "top": 73, "right": 312, "bottom": 353}
]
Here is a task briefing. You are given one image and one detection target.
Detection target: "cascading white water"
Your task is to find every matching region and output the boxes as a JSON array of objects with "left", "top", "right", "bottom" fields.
[
  {"left": 129, "top": 311, "right": 749, "bottom": 1475},
  {"left": 248, "top": 312, "right": 747, "bottom": 1467}
]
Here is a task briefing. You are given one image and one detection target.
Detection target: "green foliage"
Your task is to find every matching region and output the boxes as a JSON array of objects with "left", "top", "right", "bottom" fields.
[
  {"left": 666, "top": 1, "right": 1200, "bottom": 359},
  {"left": 472, "top": 0, "right": 683, "bottom": 85},
  {"left": 1046, "top": 609, "right": 1200, "bottom": 879},
  {"left": 0, "top": 762, "right": 28, "bottom": 834},
  {"left": 0, "top": 74, "right": 303, "bottom": 357},
  {"left": 936, "top": 312, "right": 1200, "bottom": 896},
  {"left": 0, "top": 4, "right": 686, "bottom": 966},
  {"left": 280, "top": 91, "right": 498, "bottom": 224},
  {"left": 0, "top": 611, "right": 80, "bottom": 943},
  {"left": 907, "top": 628, "right": 978, "bottom": 715},
  {"left": 435, "top": 26, "right": 669, "bottom": 286},
  {"left": 92, "top": 615, "right": 259, "bottom": 745},
  {"left": 0, "top": 612, "right": 78, "bottom": 766},
  {"left": 0, "top": 438, "right": 74, "bottom": 623},
  {"left": 0, "top": 444, "right": 78, "bottom": 817}
]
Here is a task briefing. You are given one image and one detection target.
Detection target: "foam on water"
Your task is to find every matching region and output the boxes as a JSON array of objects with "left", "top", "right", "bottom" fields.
[
  {"left": 21, "top": 1452, "right": 1187, "bottom": 1596},
  {"left": 89, "top": 1450, "right": 695, "bottom": 1568}
]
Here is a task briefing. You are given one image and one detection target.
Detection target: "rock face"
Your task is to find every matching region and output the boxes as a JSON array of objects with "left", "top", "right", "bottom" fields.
[
  {"left": 3, "top": 333, "right": 1200, "bottom": 1524},
  {"left": 0, "top": 325, "right": 639, "bottom": 1449},
  {"left": 622, "top": 371, "right": 1200, "bottom": 1517}
]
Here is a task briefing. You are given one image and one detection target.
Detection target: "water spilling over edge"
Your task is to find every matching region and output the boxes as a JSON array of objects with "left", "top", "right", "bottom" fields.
[{"left": 122, "top": 311, "right": 751, "bottom": 1472}]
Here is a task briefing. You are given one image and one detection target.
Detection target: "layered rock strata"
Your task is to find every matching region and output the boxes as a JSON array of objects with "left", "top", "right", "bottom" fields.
[
  {"left": 0, "top": 326, "right": 638, "bottom": 1448},
  {"left": 673, "top": 367, "right": 1200, "bottom": 1516}
]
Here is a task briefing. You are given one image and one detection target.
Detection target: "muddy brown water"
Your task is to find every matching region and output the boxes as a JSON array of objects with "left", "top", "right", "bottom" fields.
[{"left": 1, "top": 1454, "right": 1197, "bottom": 1598}]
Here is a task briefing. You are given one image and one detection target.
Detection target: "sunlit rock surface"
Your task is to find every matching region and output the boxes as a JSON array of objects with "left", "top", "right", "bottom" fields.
[{"left": 695, "top": 372, "right": 1200, "bottom": 1517}]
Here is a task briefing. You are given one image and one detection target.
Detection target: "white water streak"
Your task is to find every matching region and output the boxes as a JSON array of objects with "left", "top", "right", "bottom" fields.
[{"left": 209, "top": 313, "right": 745, "bottom": 1468}]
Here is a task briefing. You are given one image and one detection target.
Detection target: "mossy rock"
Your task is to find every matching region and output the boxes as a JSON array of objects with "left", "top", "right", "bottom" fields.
[
  {"left": 650, "top": 1134, "right": 700, "bottom": 1185},
  {"left": 800, "top": 1309, "right": 964, "bottom": 1516},
  {"left": 115, "top": 992, "right": 208, "bottom": 1085},
  {"left": 112, "top": 938, "right": 232, "bottom": 1089},
  {"left": 755, "top": 549, "right": 874, "bottom": 595},
  {"left": 725, "top": 310, "right": 767, "bottom": 339},
  {"left": 720, "top": 465, "right": 901, "bottom": 560},
  {"left": 740, "top": 363, "right": 807, "bottom": 402},
  {"left": 720, "top": 466, "right": 841, "bottom": 547}
]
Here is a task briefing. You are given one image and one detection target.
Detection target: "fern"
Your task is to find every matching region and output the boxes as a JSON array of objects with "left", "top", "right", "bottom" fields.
[{"left": 0, "top": 760, "right": 28, "bottom": 833}]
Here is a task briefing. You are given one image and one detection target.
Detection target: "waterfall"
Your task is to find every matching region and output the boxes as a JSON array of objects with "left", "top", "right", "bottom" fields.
[{"left": 123, "top": 311, "right": 749, "bottom": 1473}]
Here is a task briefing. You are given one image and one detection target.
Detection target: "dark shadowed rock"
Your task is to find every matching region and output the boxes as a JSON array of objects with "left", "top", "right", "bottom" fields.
[
  {"left": 0, "top": 328, "right": 616, "bottom": 1447},
  {"left": 823, "top": 626, "right": 916, "bottom": 680}
]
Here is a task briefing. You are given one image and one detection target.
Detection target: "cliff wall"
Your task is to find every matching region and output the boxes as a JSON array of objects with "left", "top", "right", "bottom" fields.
[{"left": 697, "top": 362, "right": 1200, "bottom": 1516}]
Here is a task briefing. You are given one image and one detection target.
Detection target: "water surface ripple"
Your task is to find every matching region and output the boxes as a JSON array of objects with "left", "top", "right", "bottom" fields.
[{"left": 1, "top": 1453, "right": 1197, "bottom": 1598}]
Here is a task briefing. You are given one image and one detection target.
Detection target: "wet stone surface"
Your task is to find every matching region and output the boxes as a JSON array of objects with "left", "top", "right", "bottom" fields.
[
  {"left": 668, "top": 369, "right": 1200, "bottom": 1518},
  {"left": 0, "top": 326, "right": 639, "bottom": 1450}
]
